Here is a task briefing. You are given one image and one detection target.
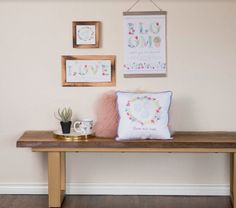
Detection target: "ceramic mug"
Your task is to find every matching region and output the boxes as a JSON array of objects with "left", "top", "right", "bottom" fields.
[{"left": 73, "top": 119, "right": 93, "bottom": 135}]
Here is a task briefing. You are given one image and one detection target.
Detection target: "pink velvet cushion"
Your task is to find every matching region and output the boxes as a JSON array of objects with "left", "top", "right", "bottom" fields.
[{"left": 94, "top": 91, "right": 119, "bottom": 138}]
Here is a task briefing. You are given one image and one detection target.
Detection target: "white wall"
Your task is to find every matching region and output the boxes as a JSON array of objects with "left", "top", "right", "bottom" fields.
[{"left": 0, "top": 0, "right": 236, "bottom": 194}]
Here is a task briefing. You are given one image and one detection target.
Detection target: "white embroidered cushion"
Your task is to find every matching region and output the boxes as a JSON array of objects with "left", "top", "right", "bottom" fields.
[{"left": 116, "top": 91, "right": 172, "bottom": 140}]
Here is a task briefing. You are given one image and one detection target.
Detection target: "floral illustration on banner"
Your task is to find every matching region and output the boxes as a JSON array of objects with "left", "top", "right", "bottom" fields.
[
  {"left": 124, "top": 13, "right": 167, "bottom": 75},
  {"left": 127, "top": 22, "right": 161, "bottom": 48},
  {"left": 125, "top": 96, "right": 161, "bottom": 125}
]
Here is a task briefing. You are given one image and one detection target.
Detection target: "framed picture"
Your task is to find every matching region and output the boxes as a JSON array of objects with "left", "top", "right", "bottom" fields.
[
  {"left": 73, "top": 21, "right": 100, "bottom": 48},
  {"left": 61, "top": 55, "right": 116, "bottom": 87},
  {"left": 123, "top": 11, "right": 167, "bottom": 77}
]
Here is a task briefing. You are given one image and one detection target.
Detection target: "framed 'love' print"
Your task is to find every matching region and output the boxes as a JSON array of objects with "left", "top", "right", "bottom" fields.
[{"left": 61, "top": 55, "right": 116, "bottom": 87}]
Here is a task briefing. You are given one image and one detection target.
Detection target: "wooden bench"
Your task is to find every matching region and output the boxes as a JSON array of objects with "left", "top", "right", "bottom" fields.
[{"left": 17, "top": 131, "right": 236, "bottom": 208}]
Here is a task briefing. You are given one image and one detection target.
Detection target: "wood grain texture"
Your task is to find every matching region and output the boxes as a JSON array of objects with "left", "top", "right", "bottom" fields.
[
  {"left": 48, "top": 152, "right": 64, "bottom": 207},
  {"left": 0, "top": 195, "right": 231, "bottom": 208},
  {"left": 31, "top": 148, "right": 236, "bottom": 153},
  {"left": 60, "top": 153, "right": 66, "bottom": 192},
  {"left": 231, "top": 153, "right": 234, "bottom": 205},
  {"left": 233, "top": 153, "right": 236, "bottom": 208},
  {"left": 123, "top": 11, "right": 167, "bottom": 16},
  {"left": 17, "top": 131, "right": 236, "bottom": 150}
]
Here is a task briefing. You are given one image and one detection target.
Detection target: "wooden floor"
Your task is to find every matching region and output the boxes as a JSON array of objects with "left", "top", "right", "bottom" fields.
[{"left": 0, "top": 195, "right": 232, "bottom": 208}]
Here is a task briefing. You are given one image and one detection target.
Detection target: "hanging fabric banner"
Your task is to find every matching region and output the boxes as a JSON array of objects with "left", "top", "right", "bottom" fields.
[{"left": 123, "top": 11, "right": 167, "bottom": 77}]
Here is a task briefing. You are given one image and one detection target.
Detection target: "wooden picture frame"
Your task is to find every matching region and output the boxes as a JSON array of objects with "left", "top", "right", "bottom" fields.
[
  {"left": 62, "top": 55, "right": 116, "bottom": 87},
  {"left": 72, "top": 21, "right": 100, "bottom": 48}
]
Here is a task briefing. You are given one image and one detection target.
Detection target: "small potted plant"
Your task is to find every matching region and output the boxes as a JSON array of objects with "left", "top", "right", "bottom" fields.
[{"left": 55, "top": 107, "right": 72, "bottom": 134}]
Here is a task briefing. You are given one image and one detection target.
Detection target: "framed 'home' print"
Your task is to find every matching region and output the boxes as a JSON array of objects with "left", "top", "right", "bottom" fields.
[
  {"left": 123, "top": 11, "right": 167, "bottom": 77},
  {"left": 62, "top": 55, "right": 116, "bottom": 87}
]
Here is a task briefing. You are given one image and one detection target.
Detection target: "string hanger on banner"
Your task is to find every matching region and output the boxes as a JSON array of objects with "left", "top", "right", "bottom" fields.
[{"left": 126, "top": 0, "right": 163, "bottom": 12}]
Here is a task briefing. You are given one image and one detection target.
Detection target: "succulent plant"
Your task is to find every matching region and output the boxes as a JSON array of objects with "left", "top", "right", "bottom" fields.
[{"left": 55, "top": 107, "right": 72, "bottom": 123}]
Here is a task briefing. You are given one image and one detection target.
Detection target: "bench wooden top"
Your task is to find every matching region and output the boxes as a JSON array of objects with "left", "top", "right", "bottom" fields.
[{"left": 16, "top": 131, "right": 236, "bottom": 151}]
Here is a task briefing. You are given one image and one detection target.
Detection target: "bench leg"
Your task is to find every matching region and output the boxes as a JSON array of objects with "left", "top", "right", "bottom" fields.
[
  {"left": 60, "top": 152, "right": 66, "bottom": 192},
  {"left": 230, "top": 153, "right": 236, "bottom": 208},
  {"left": 48, "top": 152, "right": 66, "bottom": 208}
]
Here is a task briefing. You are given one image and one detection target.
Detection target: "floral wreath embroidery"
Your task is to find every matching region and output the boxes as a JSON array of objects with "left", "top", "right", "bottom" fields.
[
  {"left": 77, "top": 26, "right": 95, "bottom": 41},
  {"left": 125, "top": 96, "right": 161, "bottom": 125}
]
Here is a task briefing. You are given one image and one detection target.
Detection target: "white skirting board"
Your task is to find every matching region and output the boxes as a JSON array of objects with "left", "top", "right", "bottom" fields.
[{"left": 0, "top": 183, "right": 230, "bottom": 195}]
